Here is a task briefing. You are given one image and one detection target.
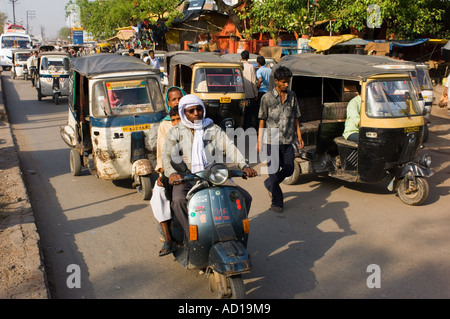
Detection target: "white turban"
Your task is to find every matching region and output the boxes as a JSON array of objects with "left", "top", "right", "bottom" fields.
[{"left": 177, "top": 94, "right": 213, "bottom": 173}]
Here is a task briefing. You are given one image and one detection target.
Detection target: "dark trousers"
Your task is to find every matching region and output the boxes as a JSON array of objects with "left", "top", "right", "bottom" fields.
[
  {"left": 243, "top": 98, "right": 258, "bottom": 131},
  {"left": 266, "top": 144, "right": 295, "bottom": 208},
  {"left": 347, "top": 133, "right": 359, "bottom": 143},
  {"left": 171, "top": 180, "right": 253, "bottom": 236}
]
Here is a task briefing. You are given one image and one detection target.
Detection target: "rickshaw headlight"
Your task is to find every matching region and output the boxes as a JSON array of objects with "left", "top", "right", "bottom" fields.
[
  {"left": 420, "top": 154, "right": 431, "bottom": 167},
  {"left": 206, "top": 163, "right": 229, "bottom": 186}
]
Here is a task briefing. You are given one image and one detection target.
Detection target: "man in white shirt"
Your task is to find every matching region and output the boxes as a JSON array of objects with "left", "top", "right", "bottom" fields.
[{"left": 240, "top": 50, "right": 258, "bottom": 130}]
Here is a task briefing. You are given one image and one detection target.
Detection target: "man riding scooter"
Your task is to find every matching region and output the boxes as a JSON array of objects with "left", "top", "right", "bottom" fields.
[{"left": 161, "top": 94, "right": 258, "bottom": 240}]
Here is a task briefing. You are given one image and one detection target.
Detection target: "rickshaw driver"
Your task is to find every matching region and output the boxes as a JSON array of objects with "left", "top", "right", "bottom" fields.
[
  {"left": 162, "top": 94, "right": 258, "bottom": 236},
  {"left": 342, "top": 83, "right": 362, "bottom": 143}
]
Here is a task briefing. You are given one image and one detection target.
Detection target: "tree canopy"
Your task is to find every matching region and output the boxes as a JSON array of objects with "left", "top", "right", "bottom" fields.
[
  {"left": 239, "top": 0, "right": 450, "bottom": 39},
  {"left": 66, "top": 0, "right": 450, "bottom": 41}
]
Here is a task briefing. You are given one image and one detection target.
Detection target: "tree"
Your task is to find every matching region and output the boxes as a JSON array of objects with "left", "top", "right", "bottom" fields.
[
  {"left": 238, "top": 0, "right": 450, "bottom": 40},
  {"left": 313, "top": 0, "right": 449, "bottom": 39},
  {"left": 66, "top": 0, "right": 184, "bottom": 40}
]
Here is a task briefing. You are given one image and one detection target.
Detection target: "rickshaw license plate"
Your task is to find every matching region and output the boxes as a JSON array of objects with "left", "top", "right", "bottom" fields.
[
  {"left": 122, "top": 124, "right": 151, "bottom": 132},
  {"left": 220, "top": 97, "right": 231, "bottom": 103},
  {"left": 52, "top": 74, "right": 60, "bottom": 78},
  {"left": 404, "top": 126, "right": 419, "bottom": 133}
]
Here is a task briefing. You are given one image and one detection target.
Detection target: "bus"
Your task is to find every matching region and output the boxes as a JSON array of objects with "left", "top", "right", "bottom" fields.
[{"left": 0, "top": 26, "right": 32, "bottom": 70}]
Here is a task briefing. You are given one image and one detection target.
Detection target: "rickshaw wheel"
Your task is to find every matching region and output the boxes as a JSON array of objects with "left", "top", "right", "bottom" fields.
[
  {"left": 37, "top": 89, "right": 42, "bottom": 101},
  {"left": 397, "top": 177, "right": 429, "bottom": 206},
  {"left": 139, "top": 176, "right": 152, "bottom": 200},
  {"left": 283, "top": 159, "right": 301, "bottom": 185},
  {"left": 70, "top": 148, "right": 82, "bottom": 176},
  {"left": 24, "top": 74, "right": 28, "bottom": 81},
  {"left": 11, "top": 71, "right": 15, "bottom": 79}
]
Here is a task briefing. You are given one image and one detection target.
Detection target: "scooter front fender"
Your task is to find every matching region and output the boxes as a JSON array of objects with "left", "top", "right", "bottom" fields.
[{"left": 208, "top": 241, "right": 252, "bottom": 276}]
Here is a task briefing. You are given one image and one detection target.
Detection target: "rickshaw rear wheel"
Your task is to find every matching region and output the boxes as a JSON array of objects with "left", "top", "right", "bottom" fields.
[
  {"left": 37, "top": 88, "right": 42, "bottom": 101},
  {"left": 397, "top": 176, "right": 429, "bottom": 206},
  {"left": 139, "top": 176, "right": 152, "bottom": 200},
  {"left": 70, "top": 148, "right": 82, "bottom": 176}
]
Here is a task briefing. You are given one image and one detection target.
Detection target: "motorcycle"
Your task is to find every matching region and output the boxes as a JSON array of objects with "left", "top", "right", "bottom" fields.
[{"left": 159, "top": 163, "right": 252, "bottom": 299}]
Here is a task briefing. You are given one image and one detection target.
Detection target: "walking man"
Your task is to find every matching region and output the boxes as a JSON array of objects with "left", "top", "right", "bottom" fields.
[{"left": 257, "top": 66, "right": 304, "bottom": 213}]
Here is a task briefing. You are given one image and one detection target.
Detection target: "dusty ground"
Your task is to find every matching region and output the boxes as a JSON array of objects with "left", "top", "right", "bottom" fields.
[
  {"left": 0, "top": 76, "right": 48, "bottom": 299},
  {"left": 0, "top": 75, "right": 448, "bottom": 299}
]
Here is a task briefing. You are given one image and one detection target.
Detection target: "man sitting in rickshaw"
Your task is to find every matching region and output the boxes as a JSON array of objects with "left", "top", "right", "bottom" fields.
[{"left": 342, "top": 83, "right": 362, "bottom": 143}]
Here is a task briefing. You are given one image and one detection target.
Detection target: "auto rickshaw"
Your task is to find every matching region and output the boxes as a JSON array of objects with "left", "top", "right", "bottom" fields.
[
  {"left": 59, "top": 54, "right": 165, "bottom": 200},
  {"left": 165, "top": 51, "right": 246, "bottom": 128},
  {"left": 35, "top": 52, "right": 71, "bottom": 104},
  {"left": 11, "top": 49, "right": 31, "bottom": 80},
  {"left": 275, "top": 54, "right": 433, "bottom": 205}
]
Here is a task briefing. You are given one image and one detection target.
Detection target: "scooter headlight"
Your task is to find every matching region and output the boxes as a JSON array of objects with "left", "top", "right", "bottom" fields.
[
  {"left": 206, "top": 163, "right": 229, "bottom": 186},
  {"left": 420, "top": 154, "right": 431, "bottom": 167}
]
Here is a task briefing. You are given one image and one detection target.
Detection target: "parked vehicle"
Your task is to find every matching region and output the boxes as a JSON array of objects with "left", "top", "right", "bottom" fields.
[
  {"left": 60, "top": 54, "right": 166, "bottom": 199},
  {"left": 276, "top": 54, "right": 433, "bottom": 205},
  {"left": 159, "top": 163, "right": 252, "bottom": 298},
  {"left": 165, "top": 51, "right": 246, "bottom": 129},
  {"left": 11, "top": 49, "right": 31, "bottom": 80},
  {"left": 35, "top": 52, "right": 71, "bottom": 104}
]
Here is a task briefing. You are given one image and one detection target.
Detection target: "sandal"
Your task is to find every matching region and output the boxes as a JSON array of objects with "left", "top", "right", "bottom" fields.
[{"left": 159, "top": 241, "right": 174, "bottom": 257}]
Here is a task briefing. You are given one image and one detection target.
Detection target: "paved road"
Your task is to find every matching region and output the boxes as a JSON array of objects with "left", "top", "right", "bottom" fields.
[{"left": 4, "top": 72, "right": 450, "bottom": 299}]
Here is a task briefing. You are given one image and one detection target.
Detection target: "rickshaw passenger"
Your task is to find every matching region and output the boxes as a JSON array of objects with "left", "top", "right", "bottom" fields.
[{"left": 342, "top": 83, "right": 362, "bottom": 143}]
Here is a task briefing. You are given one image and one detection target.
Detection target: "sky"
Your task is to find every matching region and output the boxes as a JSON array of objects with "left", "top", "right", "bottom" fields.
[{"left": 0, "top": 0, "right": 71, "bottom": 39}]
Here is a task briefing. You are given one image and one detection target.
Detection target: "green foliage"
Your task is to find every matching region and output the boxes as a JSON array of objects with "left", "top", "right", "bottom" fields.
[
  {"left": 240, "top": 0, "right": 450, "bottom": 40},
  {"left": 65, "top": 0, "right": 183, "bottom": 40}
]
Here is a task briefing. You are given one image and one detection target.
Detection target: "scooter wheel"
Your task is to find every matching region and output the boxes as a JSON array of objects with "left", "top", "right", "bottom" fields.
[
  {"left": 227, "top": 275, "right": 246, "bottom": 299},
  {"left": 397, "top": 176, "right": 429, "bottom": 206}
]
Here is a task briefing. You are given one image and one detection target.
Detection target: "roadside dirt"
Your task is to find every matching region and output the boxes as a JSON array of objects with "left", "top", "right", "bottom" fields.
[{"left": 0, "top": 76, "right": 48, "bottom": 299}]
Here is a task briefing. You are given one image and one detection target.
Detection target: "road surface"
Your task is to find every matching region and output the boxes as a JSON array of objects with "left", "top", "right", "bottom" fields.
[{"left": 4, "top": 72, "right": 450, "bottom": 299}]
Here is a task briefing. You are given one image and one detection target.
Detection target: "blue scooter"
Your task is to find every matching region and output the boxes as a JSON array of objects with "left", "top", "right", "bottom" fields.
[{"left": 159, "top": 163, "right": 252, "bottom": 299}]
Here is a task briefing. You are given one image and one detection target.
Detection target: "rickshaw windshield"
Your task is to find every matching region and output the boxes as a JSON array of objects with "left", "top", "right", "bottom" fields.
[
  {"left": 42, "top": 57, "right": 70, "bottom": 72},
  {"left": 194, "top": 68, "right": 244, "bottom": 93},
  {"left": 93, "top": 78, "right": 164, "bottom": 117},
  {"left": 366, "top": 79, "right": 421, "bottom": 118},
  {"left": 416, "top": 68, "right": 432, "bottom": 90}
]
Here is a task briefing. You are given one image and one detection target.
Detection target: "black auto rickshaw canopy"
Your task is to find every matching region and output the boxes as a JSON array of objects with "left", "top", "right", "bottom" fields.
[
  {"left": 274, "top": 53, "right": 414, "bottom": 81},
  {"left": 70, "top": 53, "right": 160, "bottom": 78}
]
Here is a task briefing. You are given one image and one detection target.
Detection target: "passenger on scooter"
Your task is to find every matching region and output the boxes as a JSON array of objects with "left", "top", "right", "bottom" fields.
[
  {"left": 151, "top": 86, "right": 185, "bottom": 256},
  {"left": 161, "top": 94, "right": 257, "bottom": 236},
  {"left": 150, "top": 106, "right": 181, "bottom": 256},
  {"left": 342, "top": 83, "right": 362, "bottom": 143}
]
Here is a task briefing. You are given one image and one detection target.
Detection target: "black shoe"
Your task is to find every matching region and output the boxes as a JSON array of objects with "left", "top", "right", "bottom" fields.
[{"left": 270, "top": 205, "right": 283, "bottom": 213}]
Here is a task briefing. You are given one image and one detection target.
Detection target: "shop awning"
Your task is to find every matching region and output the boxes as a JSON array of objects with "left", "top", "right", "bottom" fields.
[{"left": 308, "top": 34, "right": 357, "bottom": 52}]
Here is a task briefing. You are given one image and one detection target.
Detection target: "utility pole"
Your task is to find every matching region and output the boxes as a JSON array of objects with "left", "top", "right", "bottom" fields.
[
  {"left": 9, "top": 0, "right": 19, "bottom": 25},
  {"left": 26, "top": 10, "right": 35, "bottom": 34}
]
